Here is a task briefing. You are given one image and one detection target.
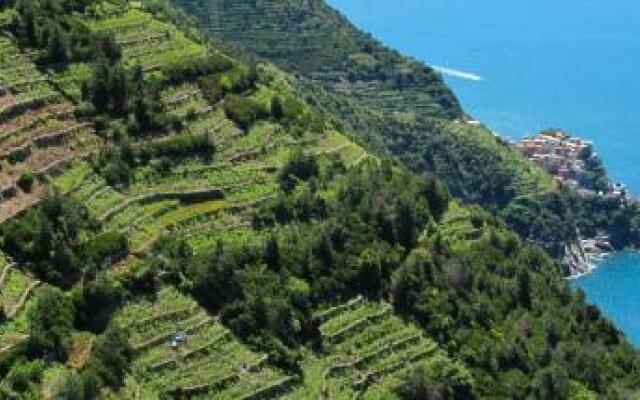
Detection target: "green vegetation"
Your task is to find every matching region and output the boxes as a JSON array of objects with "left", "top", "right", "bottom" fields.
[
  {"left": 173, "top": 0, "right": 640, "bottom": 258},
  {"left": 0, "top": 1, "right": 638, "bottom": 399},
  {"left": 1, "top": 196, "right": 98, "bottom": 288},
  {"left": 0, "top": 33, "right": 97, "bottom": 223},
  {"left": 285, "top": 299, "right": 473, "bottom": 398},
  {"left": 111, "top": 287, "right": 294, "bottom": 398},
  {"left": 172, "top": 0, "right": 462, "bottom": 121}
]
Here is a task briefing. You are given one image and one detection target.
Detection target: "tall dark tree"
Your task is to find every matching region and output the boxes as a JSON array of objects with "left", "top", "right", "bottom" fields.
[
  {"left": 516, "top": 269, "right": 532, "bottom": 309},
  {"left": 26, "top": 286, "right": 75, "bottom": 361},
  {"left": 264, "top": 236, "right": 281, "bottom": 271},
  {"left": 109, "top": 63, "right": 128, "bottom": 115},
  {"left": 45, "top": 22, "right": 68, "bottom": 62},
  {"left": 396, "top": 199, "right": 417, "bottom": 249},
  {"left": 271, "top": 95, "right": 284, "bottom": 120}
]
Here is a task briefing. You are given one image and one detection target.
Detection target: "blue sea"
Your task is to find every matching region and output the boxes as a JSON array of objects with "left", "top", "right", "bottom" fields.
[{"left": 329, "top": 0, "right": 640, "bottom": 346}]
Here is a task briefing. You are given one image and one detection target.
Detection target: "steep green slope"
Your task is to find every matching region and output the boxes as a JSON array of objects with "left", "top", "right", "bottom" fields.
[
  {"left": 171, "top": 0, "right": 640, "bottom": 257},
  {"left": 0, "top": 1, "right": 639, "bottom": 399},
  {"left": 171, "top": 0, "right": 462, "bottom": 121}
]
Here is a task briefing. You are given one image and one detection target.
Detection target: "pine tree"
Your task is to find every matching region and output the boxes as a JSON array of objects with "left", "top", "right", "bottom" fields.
[
  {"left": 516, "top": 269, "right": 532, "bottom": 309},
  {"left": 90, "top": 60, "right": 110, "bottom": 111},
  {"left": 271, "top": 95, "right": 284, "bottom": 120},
  {"left": 109, "top": 63, "right": 128, "bottom": 115},
  {"left": 264, "top": 236, "right": 280, "bottom": 270},
  {"left": 46, "top": 22, "right": 68, "bottom": 62}
]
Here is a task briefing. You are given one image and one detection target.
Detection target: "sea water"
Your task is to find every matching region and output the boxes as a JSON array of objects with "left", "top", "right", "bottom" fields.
[
  {"left": 569, "top": 252, "right": 640, "bottom": 346},
  {"left": 328, "top": 0, "right": 640, "bottom": 346}
]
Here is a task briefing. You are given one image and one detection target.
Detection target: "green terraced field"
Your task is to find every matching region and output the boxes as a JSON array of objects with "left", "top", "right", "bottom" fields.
[
  {"left": 287, "top": 299, "right": 445, "bottom": 398},
  {"left": 0, "top": 36, "right": 99, "bottom": 223},
  {"left": 0, "top": 267, "right": 29, "bottom": 313},
  {"left": 51, "top": 161, "right": 94, "bottom": 194},
  {"left": 87, "top": 8, "right": 204, "bottom": 71},
  {"left": 172, "top": 0, "right": 462, "bottom": 122},
  {"left": 114, "top": 287, "right": 294, "bottom": 399},
  {"left": 38, "top": 5, "right": 369, "bottom": 261}
]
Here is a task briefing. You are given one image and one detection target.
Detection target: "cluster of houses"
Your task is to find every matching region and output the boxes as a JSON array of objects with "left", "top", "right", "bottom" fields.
[{"left": 513, "top": 130, "right": 626, "bottom": 200}]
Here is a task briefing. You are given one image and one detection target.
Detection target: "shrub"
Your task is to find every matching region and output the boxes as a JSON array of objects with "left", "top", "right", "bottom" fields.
[
  {"left": 163, "top": 53, "right": 233, "bottom": 83},
  {"left": 223, "top": 94, "right": 269, "bottom": 132},
  {"left": 82, "top": 326, "right": 133, "bottom": 391},
  {"left": 278, "top": 150, "right": 318, "bottom": 192},
  {"left": 397, "top": 356, "right": 476, "bottom": 400},
  {"left": 26, "top": 286, "right": 76, "bottom": 361},
  {"left": 1, "top": 195, "right": 95, "bottom": 288},
  {"left": 101, "top": 160, "right": 132, "bottom": 189},
  {"left": 271, "top": 95, "right": 284, "bottom": 120},
  {"left": 82, "top": 231, "right": 129, "bottom": 269},
  {"left": 138, "top": 133, "right": 214, "bottom": 159},
  {"left": 73, "top": 277, "right": 125, "bottom": 333},
  {"left": 17, "top": 171, "right": 34, "bottom": 192}
]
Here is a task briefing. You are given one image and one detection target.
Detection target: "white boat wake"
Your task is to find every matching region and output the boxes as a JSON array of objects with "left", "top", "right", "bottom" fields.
[{"left": 433, "top": 66, "right": 483, "bottom": 82}]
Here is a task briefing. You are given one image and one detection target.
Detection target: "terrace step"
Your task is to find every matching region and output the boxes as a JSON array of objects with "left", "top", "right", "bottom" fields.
[
  {"left": 0, "top": 262, "right": 16, "bottom": 291},
  {"left": 127, "top": 202, "right": 181, "bottom": 228},
  {"left": 353, "top": 345, "right": 436, "bottom": 391},
  {"left": 237, "top": 376, "right": 296, "bottom": 400},
  {"left": 0, "top": 93, "right": 60, "bottom": 122},
  {"left": 354, "top": 334, "right": 423, "bottom": 368},
  {"left": 167, "top": 373, "right": 240, "bottom": 397},
  {"left": 3, "top": 77, "right": 49, "bottom": 90},
  {"left": 32, "top": 123, "right": 90, "bottom": 148},
  {"left": 99, "top": 186, "right": 227, "bottom": 222},
  {"left": 149, "top": 331, "right": 231, "bottom": 372},
  {"left": 0, "top": 334, "right": 29, "bottom": 355},
  {"left": 0, "top": 107, "right": 74, "bottom": 141},
  {"left": 163, "top": 89, "right": 202, "bottom": 106},
  {"left": 323, "top": 304, "right": 392, "bottom": 344},
  {"left": 117, "top": 30, "right": 169, "bottom": 46},
  {"left": 126, "top": 305, "right": 200, "bottom": 330},
  {"left": 313, "top": 295, "right": 364, "bottom": 323},
  {"left": 327, "top": 333, "right": 423, "bottom": 377},
  {"left": 133, "top": 315, "right": 214, "bottom": 352},
  {"left": 6, "top": 279, "right": 41, "bottom": 318},
  {"left": 166, "top": 355, "right": 269, "bottom": 397}
]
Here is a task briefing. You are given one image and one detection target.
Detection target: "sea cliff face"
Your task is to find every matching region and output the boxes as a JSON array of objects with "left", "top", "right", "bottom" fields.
[
  {"left": 562, "top": 235, "right": 614, "bottom": 276},
  {"left": 562, "top": 241, "right": 590, "bottom": 276}
]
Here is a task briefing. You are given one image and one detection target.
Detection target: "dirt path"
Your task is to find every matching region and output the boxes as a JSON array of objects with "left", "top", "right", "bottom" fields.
[
  {"left": 350, "top": 152, "right": 369, "bottom": 167},
  {"left": 0, "top": 262, "right": 15, "bottom": 291},
  {"left": 7, "top": 280, "right": 41, "bottom": 318}
]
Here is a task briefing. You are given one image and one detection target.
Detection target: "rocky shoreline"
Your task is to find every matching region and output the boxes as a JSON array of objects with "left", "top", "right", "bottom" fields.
[{"left": 562, "top": 234, "right": 614, "bottom": 277}]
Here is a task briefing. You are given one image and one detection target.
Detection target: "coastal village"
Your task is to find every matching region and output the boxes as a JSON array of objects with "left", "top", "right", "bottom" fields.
[
  {"left": 513, "top": 130, "right": 627, "bottom": 201},
  {"left": 461, "top": 121, "right": 624, "bottom": 275},
  {"left": 512, "top": 130, "right": 623, "bottom": 275}
]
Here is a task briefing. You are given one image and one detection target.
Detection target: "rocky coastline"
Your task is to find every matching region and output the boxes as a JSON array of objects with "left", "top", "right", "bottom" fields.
[{"left": 562, "top": 234, "right": 614, "bottom": 277}]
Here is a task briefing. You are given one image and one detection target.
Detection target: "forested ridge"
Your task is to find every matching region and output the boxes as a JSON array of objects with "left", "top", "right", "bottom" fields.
[{"left": 0, "top": 0, "right": 639, "bottom": 399}]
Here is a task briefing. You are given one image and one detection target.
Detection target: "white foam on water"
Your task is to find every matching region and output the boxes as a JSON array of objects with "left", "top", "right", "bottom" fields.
[{"left": 433, "top": 66, "right": 483, "bottom": 81}]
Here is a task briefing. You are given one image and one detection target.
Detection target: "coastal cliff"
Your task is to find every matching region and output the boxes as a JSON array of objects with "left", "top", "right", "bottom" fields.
[
  {"left": 562, "top": 233, "right": 614, "bottom": 276},
  {"left": 562, "top": 241, "right": 590, "bottom": 276}
]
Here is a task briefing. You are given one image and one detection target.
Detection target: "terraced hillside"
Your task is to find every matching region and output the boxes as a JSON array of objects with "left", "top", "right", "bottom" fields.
[
  {"left": 53, "top": 98, "right": 366, "bottom": 259},
  {"left": 0, "top": 3, "right": 367, "bottom": 396},
  {"left": 0, "top": 258, "right": 45, "bottom": 368},
  {"left": 173, "top": 0, "right": 462, "bottom": 121},
  {"left": 42, "top": 2, "right": 367, "bottom": 259},
  {"left": 287, "top": 298, "right": 463, "bottom": 399},
  {"left": 113, "top": 290, "right": 457, "bottom": 399},
  {"left": 171, "top": 0, "right": 640, "bottom": 258},
  {"left": 88, "top": 8, "right": 205, "bottom": 71},
  {"left": 44, "top": 5, "right": 362, "bottom": 259},
  {"left": 113, "top": 287, "right": 295, "bottom": 399},
  {"left": 0, "top": 1, "right": 639, "bottom": 399},
  {"left": 0, "top": 265, "right": 40, "bottom": 319},
  {"left": 0, "top": 36, "right": 99, "bottom": 222}
]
